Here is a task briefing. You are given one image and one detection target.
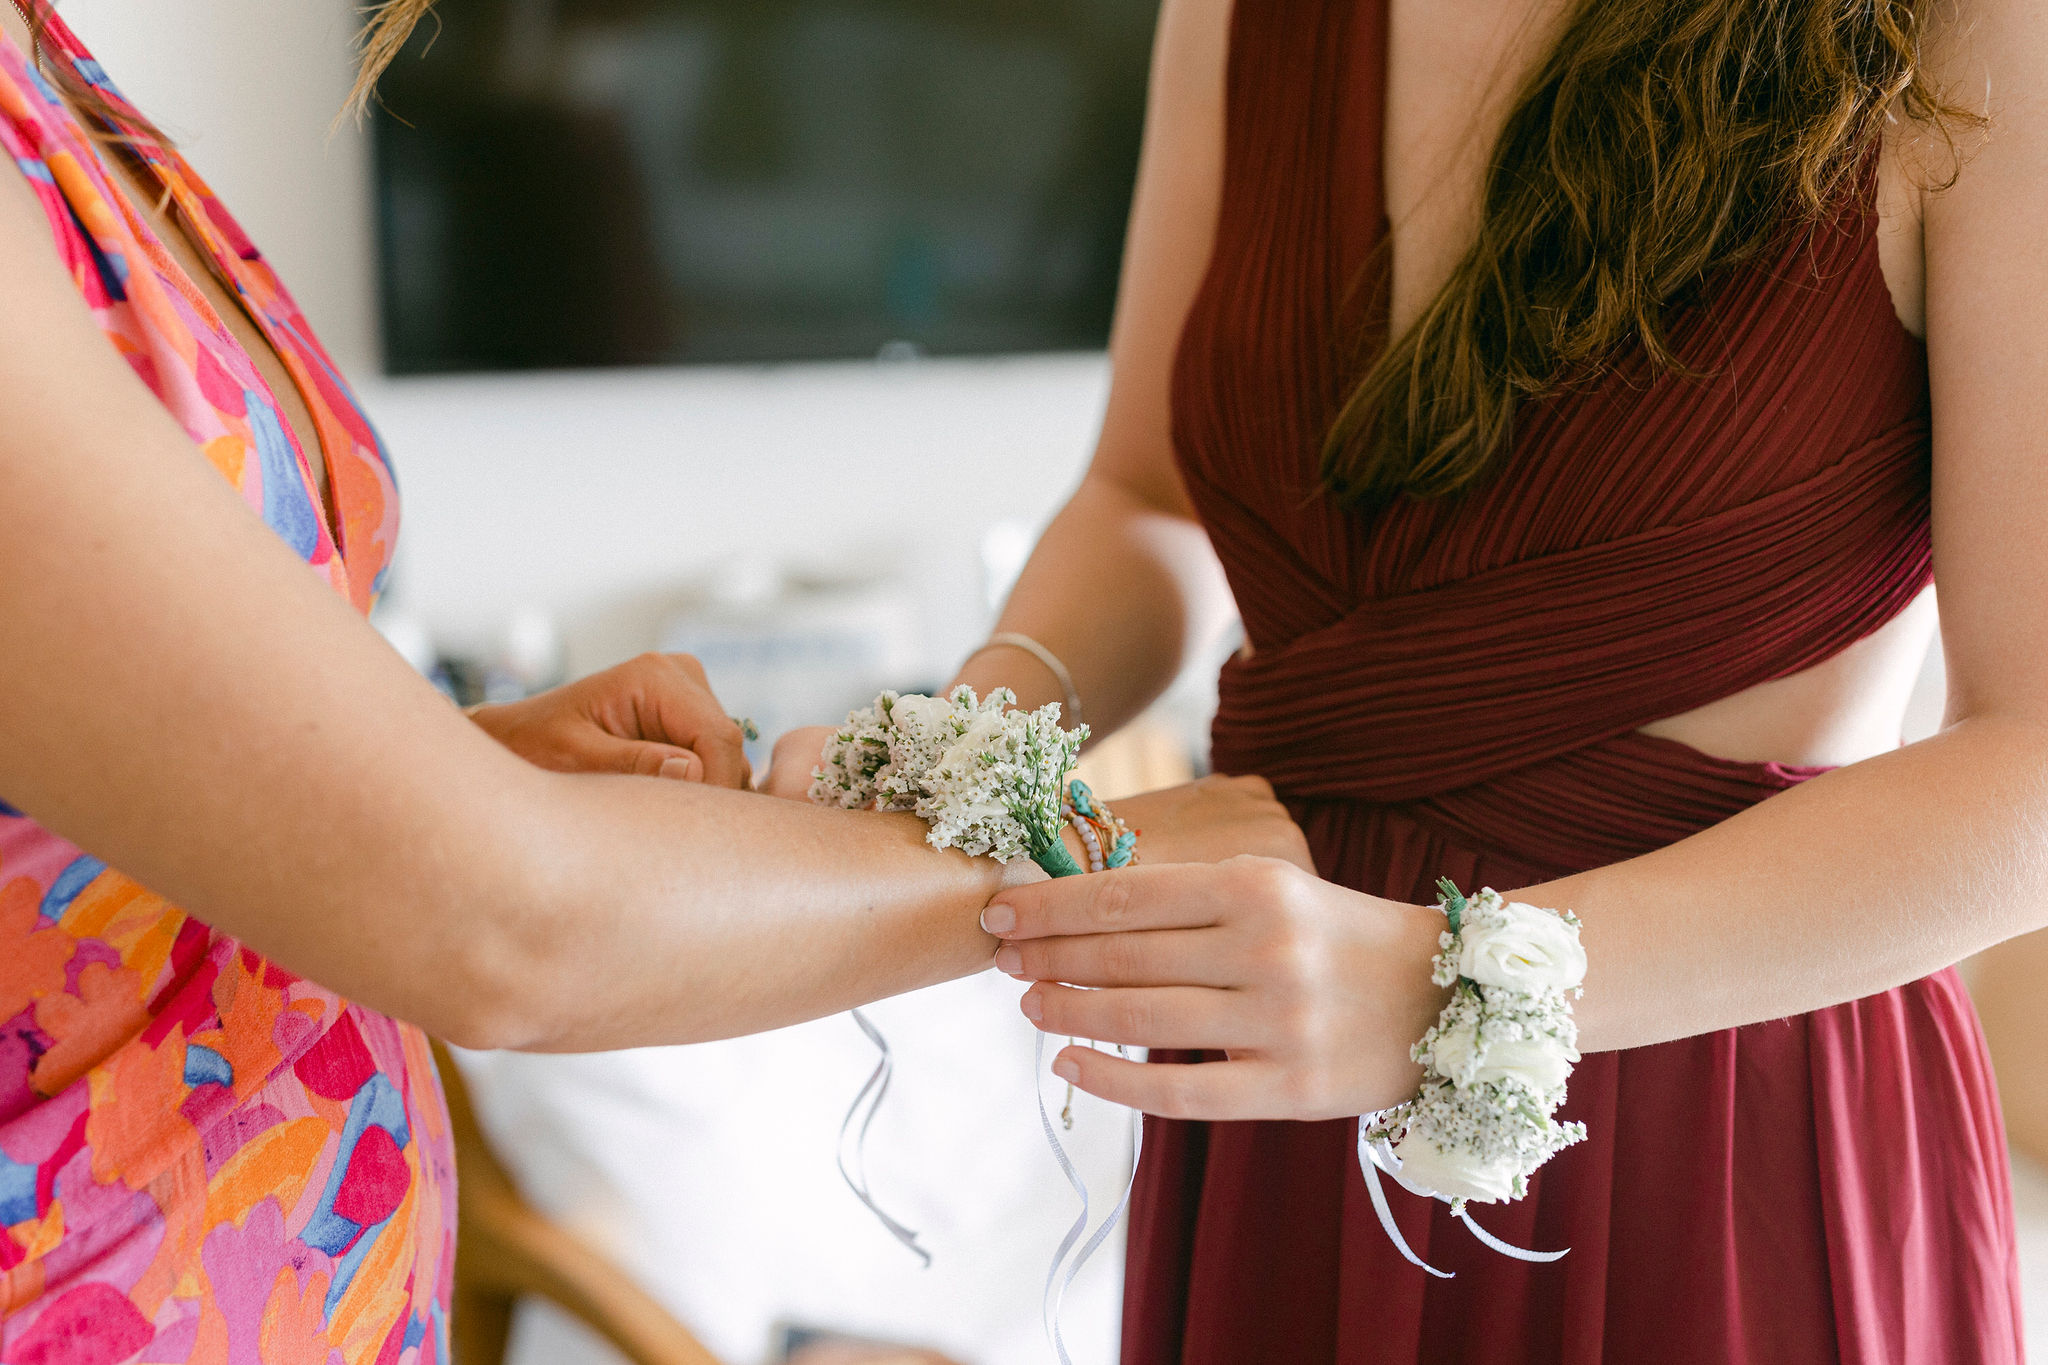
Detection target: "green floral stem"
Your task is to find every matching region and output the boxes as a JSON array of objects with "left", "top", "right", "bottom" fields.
[
  {"left": 1436, "top": 876, "right": 1469, "bottom": 934},
  {"left": 1032, "top": 838, "right": 1086, "bottom": 879}
]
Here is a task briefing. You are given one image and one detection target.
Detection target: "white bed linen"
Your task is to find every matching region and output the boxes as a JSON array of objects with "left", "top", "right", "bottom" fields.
[{"left": 454, "top": 967, "right": 1135, "bottom": 1365}]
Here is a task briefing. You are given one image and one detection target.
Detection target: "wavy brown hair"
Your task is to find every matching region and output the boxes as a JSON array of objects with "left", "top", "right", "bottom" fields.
[{"left": 1323, "top": 0, "right": 1974, "bottom": 505}]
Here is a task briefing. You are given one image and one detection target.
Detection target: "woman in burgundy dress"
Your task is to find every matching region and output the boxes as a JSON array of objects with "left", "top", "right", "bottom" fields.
[{"left": 949, "top": 0, "right": 2036, "bottom": 1358}]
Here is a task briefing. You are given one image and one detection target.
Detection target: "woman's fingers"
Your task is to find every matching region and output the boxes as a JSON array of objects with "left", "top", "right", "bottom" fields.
[
  {"left": 1022, "top": 982, "right": 1263, "bottom": 1051},
  {"left": 984, "top": 857, "right": 1292, "bottom": 939},
  {"left": 627, "top": 652, "right": 752, "bottom": 789},
  {"left": 658, "top": 750, "right": 704, "bottom": 781},
  {"left": 1050, "top": 1047, "right": 1284, "bottom": 1121},
  {"left": 578, "top": 732, "right": 706, "bottom": 781},
  {"left": 993, "top": 927, "right": 1234, "bottom": 988}
]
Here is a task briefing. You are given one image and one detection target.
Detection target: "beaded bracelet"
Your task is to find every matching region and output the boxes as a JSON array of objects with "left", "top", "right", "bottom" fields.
[{"left": 1061, "top": 779, "right": 1137, "bottom": 873}]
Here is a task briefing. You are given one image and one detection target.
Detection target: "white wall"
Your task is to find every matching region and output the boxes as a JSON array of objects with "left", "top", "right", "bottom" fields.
[
  {"left": 62, "top": 0, "right": 378, "bottom": 371},
  {"left": 359, "top": 356, "right": 1108, "bottom": 676},
  {"left": 57, "top": 0, "right": 1109, "bottom": 679}
]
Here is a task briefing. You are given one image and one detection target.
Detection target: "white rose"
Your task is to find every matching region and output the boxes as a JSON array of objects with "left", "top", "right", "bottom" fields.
[
  {"left": 1455, "top": 901, "right": 1586, "bottom": 994},
  {"left": 887, "top": 693, "right": 959, "bottom": 745},
  {"left": 1429, "top": 1016, "right": 1576, "bottom": 1095},
  {"left": 1389, "top": 1129, "right": 1521, "bottom": 1205},
  {"left": 935, "top": 711, "right": 1011, "bottom": 765}
]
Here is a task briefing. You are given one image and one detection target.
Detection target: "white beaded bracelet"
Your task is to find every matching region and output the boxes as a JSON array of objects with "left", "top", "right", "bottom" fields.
[{"left": 1356, "top": 881, "right": 1588, "bottom": 1277}]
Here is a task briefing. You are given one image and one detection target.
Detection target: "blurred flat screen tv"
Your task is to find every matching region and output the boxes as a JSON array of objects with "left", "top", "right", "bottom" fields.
[{"left": 372, "top": 0, "right": 1159, "bottom": 374}]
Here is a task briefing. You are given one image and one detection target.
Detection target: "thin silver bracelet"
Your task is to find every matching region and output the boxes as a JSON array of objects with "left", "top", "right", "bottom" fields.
[{"left": 963, "top": 631, "right": 1083, "bottom": 730}]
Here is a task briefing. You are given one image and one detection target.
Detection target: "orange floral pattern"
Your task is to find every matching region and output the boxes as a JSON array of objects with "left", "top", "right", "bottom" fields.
[{"left": 0, "top": 15, "right": 452, "bottom": 1364}]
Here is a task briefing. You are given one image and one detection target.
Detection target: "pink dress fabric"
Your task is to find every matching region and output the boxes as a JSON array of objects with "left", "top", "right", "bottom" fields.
[
  {"left": 0, "top": 16, "right": 454, "bottom": 1364},
  {"left": 1122, "top": 1, "right": 2028, "bottom": 1361}
]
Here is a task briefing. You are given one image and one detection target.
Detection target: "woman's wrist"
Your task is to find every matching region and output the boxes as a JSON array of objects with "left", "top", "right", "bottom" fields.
[
  {"left": 1057, "top": 821, "right": 1090, "bottom": 875},
  {"left": 948, "top": 646, "right": 1069, "bottom": 720},
  {"left": 1364, "top": 894, "right": 1457, "bottom": 1108}
]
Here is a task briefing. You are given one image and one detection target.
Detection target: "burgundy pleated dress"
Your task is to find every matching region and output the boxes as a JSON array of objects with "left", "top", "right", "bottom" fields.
[{"left": 1125, "top": 2, "right": 2028, "bottom": 1361}]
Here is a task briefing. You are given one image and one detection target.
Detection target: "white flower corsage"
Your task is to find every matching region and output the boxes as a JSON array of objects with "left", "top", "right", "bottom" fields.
[
  {"left": 1357, "top": 879, "right": 1588, "bottom": 1276},
  {"left": 811, "top": 685, "right": 1089, "bottom": 877}
]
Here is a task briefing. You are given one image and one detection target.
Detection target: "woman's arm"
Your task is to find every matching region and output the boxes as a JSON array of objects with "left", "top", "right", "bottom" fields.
[
  {"left": 957, "top": 0, "right": 1236, "bottom": 733},
  {"left": 751, "top": 0, "right": 1234, "bottom": 800},
  {"left": 974, "top": 0, "right": 2048, "bottom": 1120},
  {"left": 0, "top": 154, "right": 1030, "bottom": 1058},
  {"left": 1522, "top": 0, "right": 2048, "bottom": 1050}
]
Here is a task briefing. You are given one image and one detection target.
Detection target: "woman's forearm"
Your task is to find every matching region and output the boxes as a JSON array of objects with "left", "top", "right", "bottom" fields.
[
  {"left": 484, "top": 775, "right": 1013, "bottom": 1052},
  {"left": 1518, "top": 714, "right": 2048, "bottom": 1053},
  {"left": 459, "top": 476, "right": 1232, "bottom": 1050},
  {"left": 952, "top": 473, "right": 1232, "bottom": 737},
  {"left": 0, "top": 185, "right": 1014, "bottom": 1057},
  {"left": 975, "top": 712, "right": 2048, "bottom": 1122}
]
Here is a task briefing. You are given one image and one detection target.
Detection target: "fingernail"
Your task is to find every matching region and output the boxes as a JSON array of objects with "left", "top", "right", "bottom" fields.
[
  {"left": 658, "top": 756, "right": 697, "bottom": 781},
  {"left": 993, "top": 945, "right": 1023, "bottom": 976},
  {"left": 1019, "top": 990, "right": 1043, "bottom": 1021},
  {"left": 1052, "top": 1056, "right": 1080, "bottom": 1083},
  {"left": 980, "top": 904, "right": 1016, "bottom": 935}
]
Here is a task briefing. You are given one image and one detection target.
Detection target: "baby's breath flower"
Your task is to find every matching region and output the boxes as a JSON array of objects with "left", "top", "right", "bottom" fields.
[
  {"left": 1364, "top": 882, "right": 1587, "bottom": 1223},
  {"left": 811, "top": 686, "right": 1088, "bottom": 876}
]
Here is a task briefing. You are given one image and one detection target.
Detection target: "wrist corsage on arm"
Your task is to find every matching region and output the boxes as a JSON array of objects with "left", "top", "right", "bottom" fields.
[
  {"left": 1358, "top": 879, "right": 1588, "bottom": 1277},
  {"left": 810, "top": 686, "right": 1143, "bottom": 1361},
  {"left": 810, "top": 685, "right": 1091, "bottom": 877}
]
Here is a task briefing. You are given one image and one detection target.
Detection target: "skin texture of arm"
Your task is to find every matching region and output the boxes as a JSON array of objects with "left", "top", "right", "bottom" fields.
[
  {"left": 0, "top": 150, "right": 1031, "bottom": 1058},
  {"left": 979, "top": 0, "right": 2048, "bottom": 1122}
]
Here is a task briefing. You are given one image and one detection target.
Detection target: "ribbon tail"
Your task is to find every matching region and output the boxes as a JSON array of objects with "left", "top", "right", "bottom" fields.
[
  {"left": 1455, "top": 1208, "right": 1569, "bottom": 1263},
  {"left": 836, "top": 1009, "right": 931, "bottom": 1268},
  {"left": 1036, "top": 1032, "right": 1093, "bottom": 1365},
  {"left": 1355, "top": 1118, "right": 1454, "bottom": 1280},
  {"left": 1046, "top": 1045, "right": 1144, "bottom": 1361}
]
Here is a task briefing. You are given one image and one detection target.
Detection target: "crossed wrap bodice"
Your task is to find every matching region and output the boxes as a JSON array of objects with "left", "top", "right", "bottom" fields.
[
  {"left": 1178, "top": 0, "right": 1932, "bottom": 818},
  {"left": 1122, "top": 3, "right": 2021, "bottom": 1361},
  {"left": 1210, "top": 420, "right": 1930, "bottom": 802}
]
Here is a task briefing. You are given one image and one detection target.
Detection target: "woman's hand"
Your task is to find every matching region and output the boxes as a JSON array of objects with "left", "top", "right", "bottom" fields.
[
  {"left": 468, "top": 652, "right": 752, "bottom": 788},
  {"left": 762, "top": 723, "right": 835, "bottom": 798},
  {"left": 980, "top": 858, "right": 1448, "bottom": 1121},
  {"left": 1109, "top": 774, "right": 1312, "bottom": 870}
]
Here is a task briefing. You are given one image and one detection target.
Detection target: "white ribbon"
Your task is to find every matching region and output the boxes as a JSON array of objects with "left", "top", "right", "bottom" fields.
[
  {"left": 1455, "top": 1205, "right": 1568, "bottom": 1262},
  {"left": 1036, "top": 1033, "right": 1143, "bottom": 1365},
  {"left": 836, "top": 1008, "right": 931, "bottom": 1268},
  {"left": 1355, "top": 1119, "right": 1455, "bottom": 1278},
  {"left": 1354, "top": 1116, "right": 1569, "bottom": 1276}
]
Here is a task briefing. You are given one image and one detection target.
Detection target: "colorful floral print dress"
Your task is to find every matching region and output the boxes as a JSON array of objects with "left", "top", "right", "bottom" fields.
[{"left": 0, "top": 16, "right": 455, "bottom": 1364}]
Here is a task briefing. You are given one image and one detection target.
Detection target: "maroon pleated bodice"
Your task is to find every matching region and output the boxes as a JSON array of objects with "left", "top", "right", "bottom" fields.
[{"left": 1126, "top": 2, "right": 2027, "bottom": 1362}]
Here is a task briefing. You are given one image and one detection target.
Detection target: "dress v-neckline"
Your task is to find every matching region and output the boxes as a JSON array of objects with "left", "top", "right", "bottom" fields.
[
  {"left": 115, "top": 142, "right": 351, "bottom": 558},
  {"left": 12, "top": 6, "right": 352, "bottom": 559}
]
